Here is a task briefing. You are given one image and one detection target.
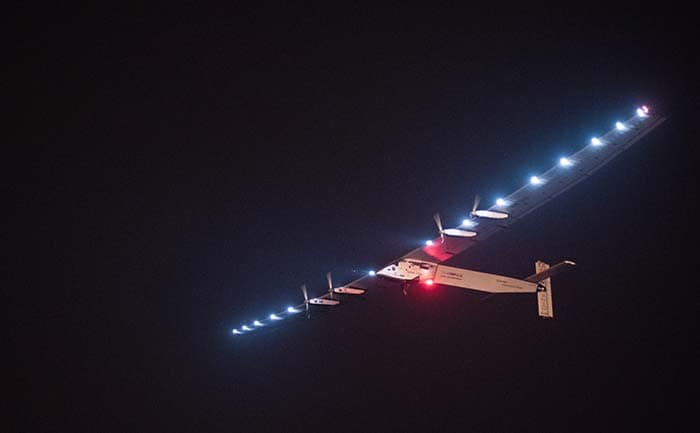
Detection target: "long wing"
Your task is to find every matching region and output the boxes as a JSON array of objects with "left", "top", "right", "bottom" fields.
[
  {"left": 232, "top": 106, "right": 665, "bottom": 333},
  {"left": 336, "top": 108, "right": 664, "bottom": 287},
  {"left": 396, "top": 109, "right": 666, "bottom": 264}
]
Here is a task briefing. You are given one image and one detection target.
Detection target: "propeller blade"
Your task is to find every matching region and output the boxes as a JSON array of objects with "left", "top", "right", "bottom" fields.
[
  {"left": 302, "top": 284, "right": 311, "bottom": 318},
  {"left": 326, "top": 272, "right": 333, "bottom": 291},
  {"left": 471, "top": 195, "right": 481, "bottom": 214},
  {"left": 433, "top": 213, "right": 443, "bottom": 233},
  {"left": 433, "top": 213, "right": 445, "bottom": 243},
  {"left": 326, "top": 272, "right": 333, "bottom": 299}
]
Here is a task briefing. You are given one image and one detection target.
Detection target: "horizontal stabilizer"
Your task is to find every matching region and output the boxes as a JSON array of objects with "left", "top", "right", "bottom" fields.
[
  {"left": 525, "top": 260, "right": 576, "bottom": 283},
  {"left": 434, "top": 265, "right": 539, "bottom": 293}
]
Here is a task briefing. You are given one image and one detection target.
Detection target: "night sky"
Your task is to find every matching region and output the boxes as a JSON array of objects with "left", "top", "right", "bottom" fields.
[{"left": 7, "top": 5, "right": 694, "bottom": 432}]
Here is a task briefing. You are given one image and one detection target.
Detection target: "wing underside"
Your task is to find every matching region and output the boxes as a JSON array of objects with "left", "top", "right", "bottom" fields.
[{"left": 234, "top": 108, "right": 666, "bottom": 327}]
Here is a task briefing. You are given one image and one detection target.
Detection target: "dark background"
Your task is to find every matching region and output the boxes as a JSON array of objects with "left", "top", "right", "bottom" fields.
[{"left": 6, "top": 5, "right": 695, "bottom": 432}]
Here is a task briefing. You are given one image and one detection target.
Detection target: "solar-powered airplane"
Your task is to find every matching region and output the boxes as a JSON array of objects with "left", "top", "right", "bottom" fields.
[{"left": 232, "top": 105, "right": 665, "bottom": 335}]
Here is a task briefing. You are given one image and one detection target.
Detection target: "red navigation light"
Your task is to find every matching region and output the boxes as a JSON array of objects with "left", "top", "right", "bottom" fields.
[{"left": 425, "top": 279, "right": 434, "bottom": 286}]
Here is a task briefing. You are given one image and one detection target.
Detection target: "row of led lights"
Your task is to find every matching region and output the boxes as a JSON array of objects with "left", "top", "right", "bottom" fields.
[
  {"left": 424, "top": 105, "right": 650, "bottom": 247},
  {"left": 234, "top": 106, "right": 650, "bottom": 334},
  {"left": 232, "top": 306, "right": 304, "bottom": 334},
  {"left": 232, "top": 271, "right": 380, "bottom": 335}
]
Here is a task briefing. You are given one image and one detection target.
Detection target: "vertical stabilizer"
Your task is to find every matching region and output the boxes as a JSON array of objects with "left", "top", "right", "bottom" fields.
[{"left": 535, "top": 261, "right": 554, "bottom": 318}]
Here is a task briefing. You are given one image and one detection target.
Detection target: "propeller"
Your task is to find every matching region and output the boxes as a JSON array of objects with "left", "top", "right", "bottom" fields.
[
  {"left": 470, "top": 195, "right": 481, "bottom": 217},
  {"left": 326, "top": 272, "right": 334, "bottom": 299},
  {"left": 433, "top": 213, "right": 445, "bottom": 243},
  {"left": 301, "top": 284, "right": 310, "bottom": 318}
]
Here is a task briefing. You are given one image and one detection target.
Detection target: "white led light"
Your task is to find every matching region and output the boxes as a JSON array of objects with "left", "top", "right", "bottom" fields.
[
  {"left": 636, "top": 107, "right": 648, "bottom": 117},
  {"left": 270, "top": 314, "right": 282, "bottom": 320},
  {"left": 530, "top": 176, "right": 542, "bottom": 185},
  {"left": 559, "top": 157, "right": 573, "bottom": 167},
  {"left": 287, "top": 306, "right": 299, "bottom": 313},
  {"left": 242, "top": 325, "right": 252, "bottom": 331},
  {"left": 496, "top": 198, "right": 507, "bottom": 207},
  {"left": 425, "top": 240, "right": 434, "bottom": 246},
  {"left": 368, "top": 270, "right": 376, "bottom": 276},
  {"left": 615, "top": 121, "right": 626, "bottom": 131},
  {"left": 591, "top": 137, "right": 602, "bottom": 146},
  {"left": 253, "top": 320, "right": 263, "bottom": 327},
  {"left": 232, "top": 329, "right": 241, "bottom": 335},
  {"left": 461, "top": 219, "right": 476, "bottom": 228}
]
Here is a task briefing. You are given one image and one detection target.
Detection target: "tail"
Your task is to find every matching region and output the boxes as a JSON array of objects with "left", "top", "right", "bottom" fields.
[{"left": 526, "top": 260, "right": 576, "bottom": 319}]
